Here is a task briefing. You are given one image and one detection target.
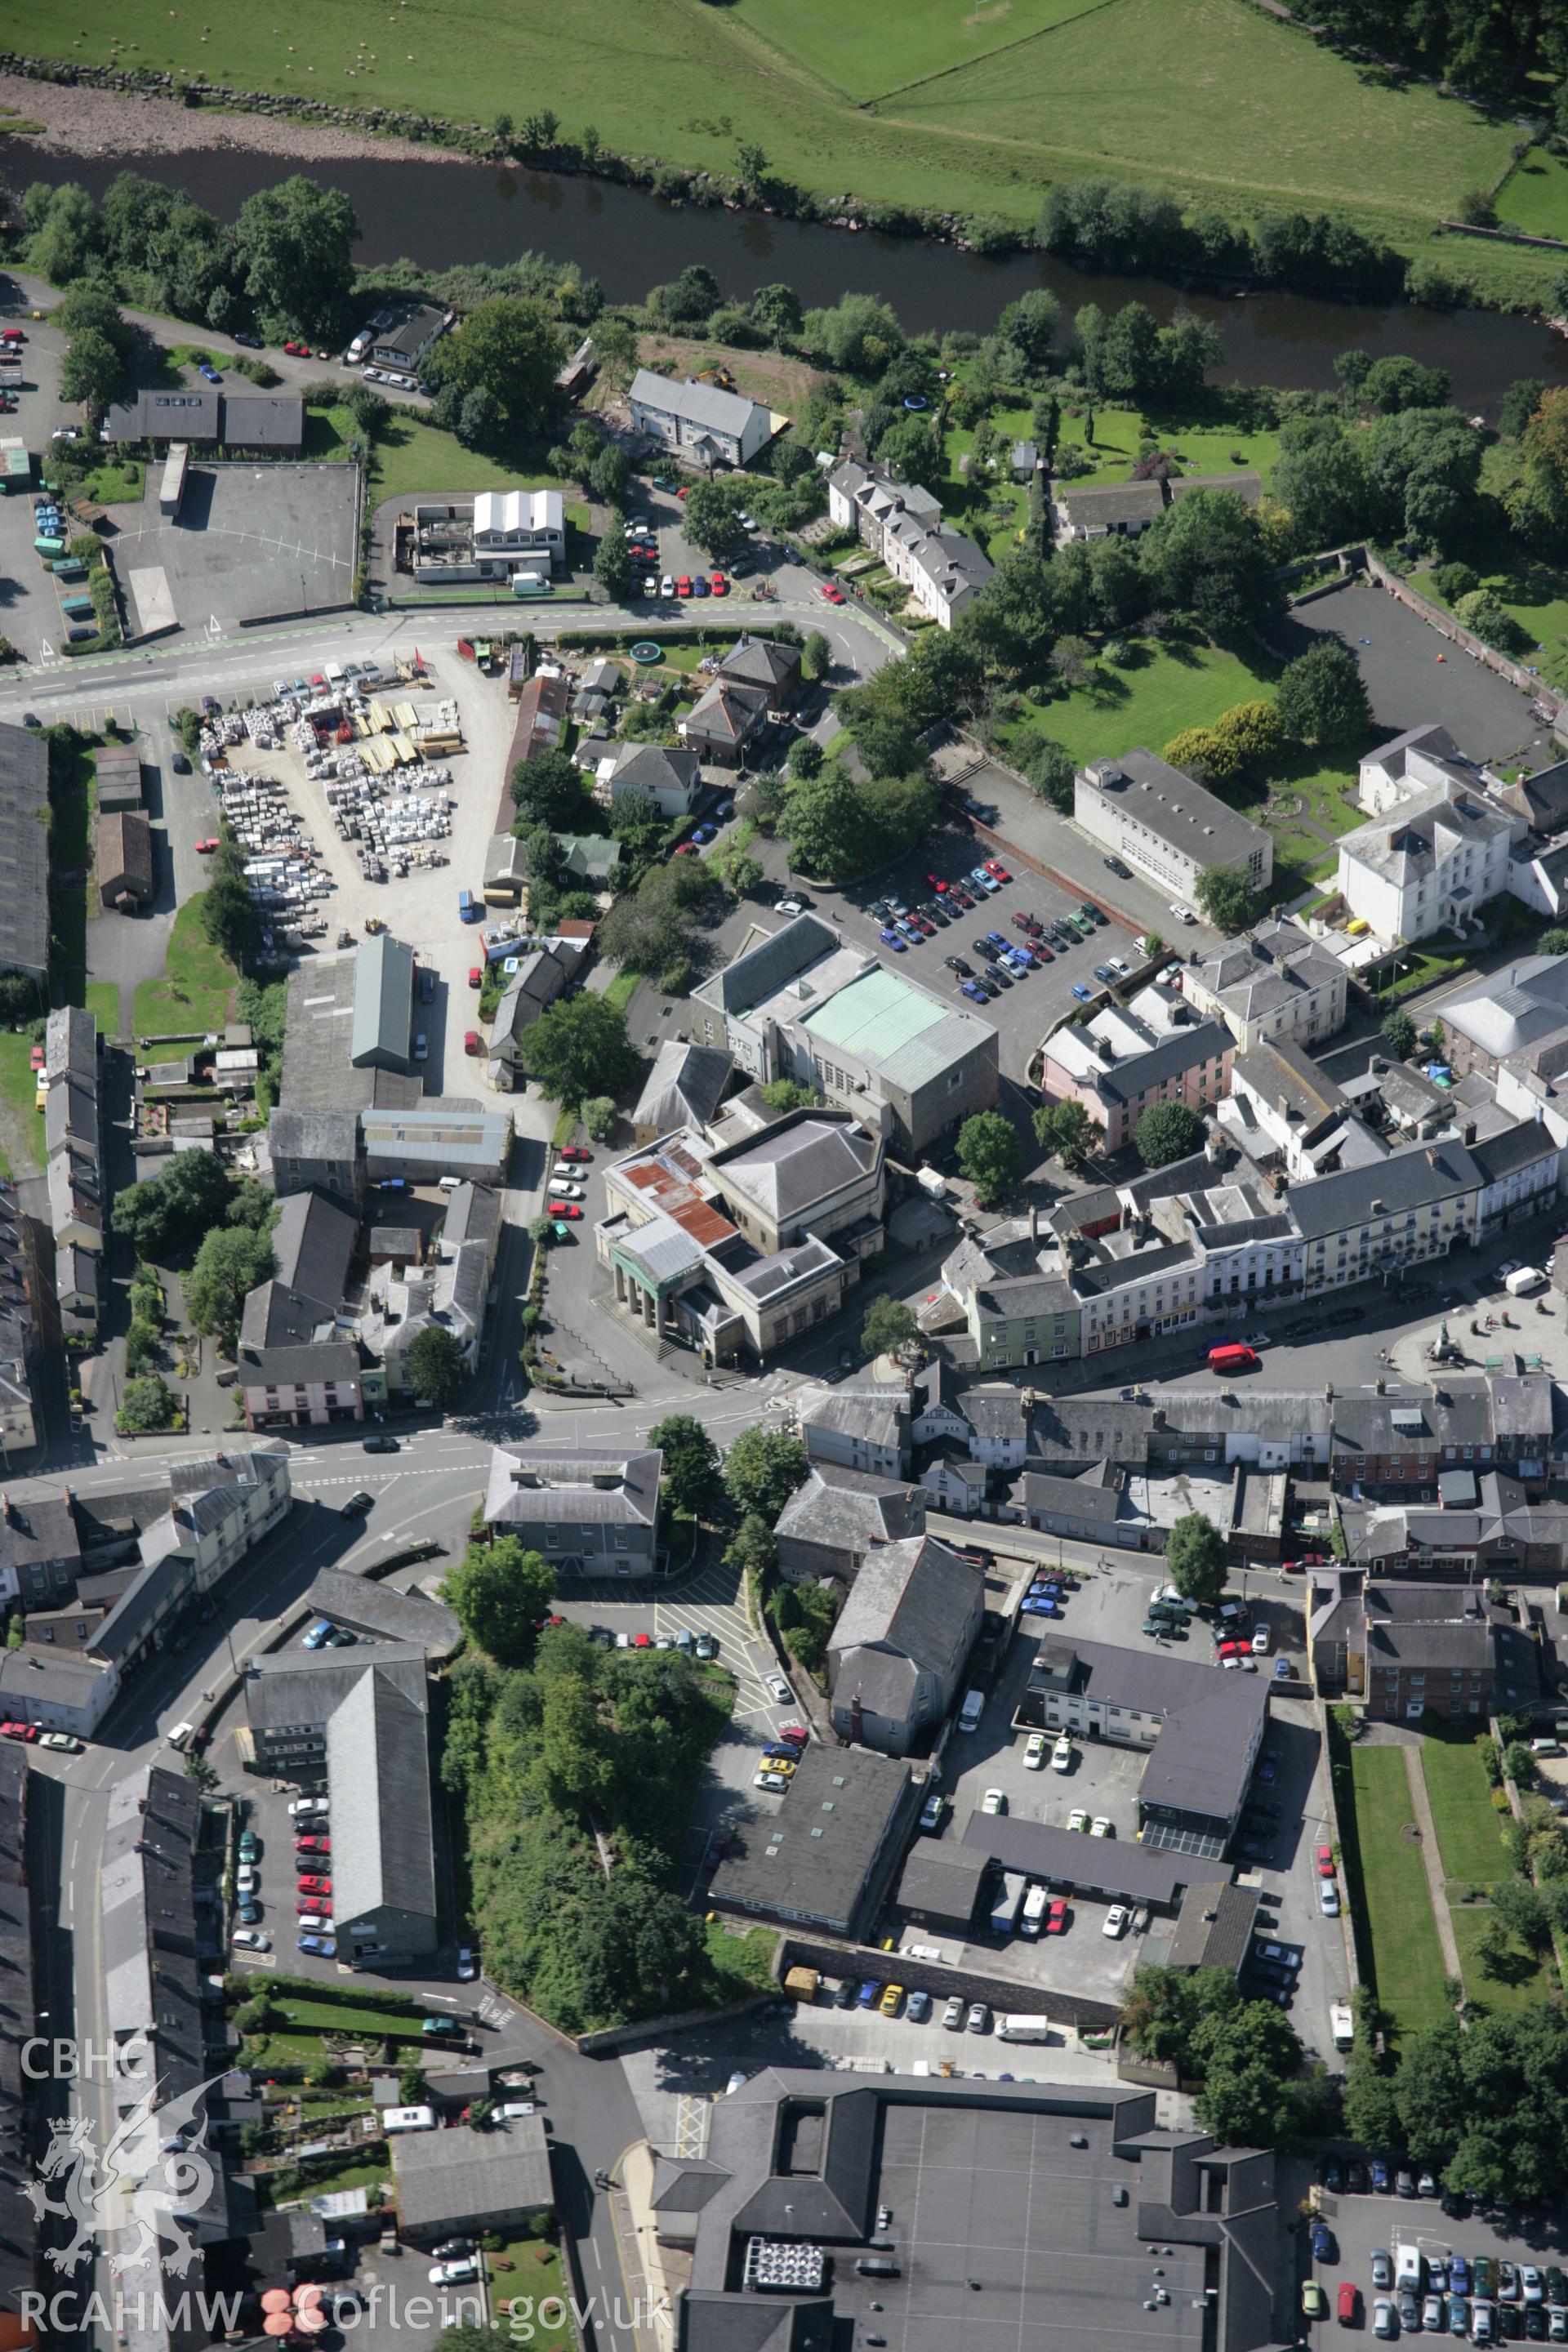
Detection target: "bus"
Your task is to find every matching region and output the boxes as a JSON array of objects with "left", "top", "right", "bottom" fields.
[{"left": 1207, "top": 1343, "right": 1258, "bottom": 1376}]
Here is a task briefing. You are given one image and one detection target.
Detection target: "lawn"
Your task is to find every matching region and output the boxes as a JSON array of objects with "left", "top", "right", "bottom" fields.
[
  {"left": 0, "top": 1035, "right": 45, "bottom": 1180},
  {"left": 369, "top": 413, "right": 586, "bottom": 526},
  {"left": 83, "top": 981, "right": 120, "bottom": 1036},
  {"left": 273, "top": 1996, "right": 427, "bottom": 2038},
  {"left": 0, "top": 0, "right": 1523, "bottom": 244},
  {"left": 941, "top": 403, "right": 1036, "bottom": 561},
  {"left": 488, "top": 2236, "right": 573, "bottom": 2350},
  {"left": 704, "top": 1918, "right": 780, "bottom": 1997},
  {"left": 1420, "top": 1732, "right": 1508, "bottom": 1888},
  {"left": 1054, "top": 407, "right": 1281, "bottom": 492},
  {"left": 1347, "top": 1744, "right": 1451, "bottom": 2040},
  {"left": 1002, "top": 636, "right": 1278, "bottom": 770},
  {"left": 131, "top": 895, "right": 236, "bottom": 1037},
  {"left": 1450, "top": 1904, "right": 1554, "bottom": 2017},
  {"left": 1414, "top": 557, "right": 1568, "bottom": 693},
  {"left": 1496, "top": 148, "right": 1568, "bottom": 242}
]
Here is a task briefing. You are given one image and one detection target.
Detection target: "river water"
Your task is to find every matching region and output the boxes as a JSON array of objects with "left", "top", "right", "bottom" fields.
[{"left": 8, "top": 137, "right": 1568, "bottom": 412}]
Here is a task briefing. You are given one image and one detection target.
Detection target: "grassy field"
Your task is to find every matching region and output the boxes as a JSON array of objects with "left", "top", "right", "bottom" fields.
[
  {"left": 131, "top": 895, "right": 236, "bottom": 1036},
  {"left": 704, "top": 1918, "right": 780, "bottom": 1996},
  {"left": 368, "top": 412, "right": 588, "bottom": 528},
  {"left": 1497, "top": 149, "right": 1568, "bottom": 242},
  {"left": 1414, "top": 557, "right": 1568, "bottom": 692},
  {"left": 0, "top": 0, "right": 1526, "bottom": 247},
  {"left": 83, "top": 980, "right": 121, "bottom": 1036},
  {"left": 1450, "top": 1904, "right": 1554, "bottom": 2016},
  {"left": 0, "top": 1036, "right": 45, "bottom": 1179},
  {"left": 1348, "top": 1744, "right": 1451, "bottom": 2040},
  {"left": 1420, "top": 1734, "right": 1508, "bottom": 1887},
  {"left": 488, "top": 2237, "right": 573, "bottom": 2350},
  {"left": 1054, "top": 406, "right": 1281, "bottom": 490},
  {"left": 272, "top": 1995, "right": 425, "bottom": 2037}
]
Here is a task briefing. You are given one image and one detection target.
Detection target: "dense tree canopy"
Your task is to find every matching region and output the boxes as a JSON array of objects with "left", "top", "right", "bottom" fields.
[
  {"left": 1135, "top": 1099, "right": 1207, "bottom": 1169},
  {"left": 1164, "top": 1513, "right": 1229, "bottom": 1606},
  {"left": 184, "top": 1226, "right": 275, "bottom": 1350},
  {"left": 724, "top": 1428, "right": 808, "bottom": 1521},
  {"left": 426, "top": 296, "right": 565, "bottom": 439},
  {"left": 956, "top": 1111, "right": 1023, "bottom": 1205},
  {"left": 443, "top": 1537, "right": 555, "bottom": 1667},
  {"left": 113, "top": 1152, "right": 235, "bottom": 1263},
  {"left": 647, "top": 1416, "right": 721, "bottom": 1517},
  {"left": 1276, "top": 639, "right": 1371, "bottom": 747},
  {"left": 519, "top": 995, "right": 638, "bottom": 1106},
  {"left": 233, "top": 176, "right": 359, "bottom": 337}
]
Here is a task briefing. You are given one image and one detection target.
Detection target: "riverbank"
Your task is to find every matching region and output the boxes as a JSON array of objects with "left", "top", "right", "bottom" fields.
[{"left": 0, "top": 70, "right": 469, "bottom": 163}]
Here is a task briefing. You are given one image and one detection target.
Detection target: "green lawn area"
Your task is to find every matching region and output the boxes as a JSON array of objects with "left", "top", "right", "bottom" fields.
[
  {"left": 131, "top": 896, "right": 236, "bottom": 1037},
  {"left": 704, "top": 1918, "right": 780, "bottom": 1997},
  {"left": 0, "top": 0, "right": 1524, "bottom": 246},
  {"left": 602, "top": 970, "right": 639, "bottom": 1013},
  {"left": 1347, "top": 1744, "right": 1451, "bottom": 2040},
  {"left": 304, "top": 403, "right": 359, "bottom": 465},
  {"left": 274, "top": 1997, "right": 426, "bottom": 2038},
  {"left": 1497, "top": 148, "right": 1568, "bottom": 241},
  {"left": 940, "top": 401, "right": 1036, "bottom": 561},
  {"left": 1450, "top": 1904, "right": 1554, "bottom": 2017},
  {"left": 1420, "top": 1733, "right": 1508, "bottom": 1888},
  {"left": 1054, "top": 406, "right": 1281, "bottom": 491},
  {"left": 1414, "top": 557, "right": 1568, "bottom": 693},
  {"left": 369, "top": 413, "right": 586, "bottom": 527},
  {"left": 0, "top": 1035, "right": 45, "bottom": 1179},
  {"left": 261, "top": 2154, "right": 389, "bottom": 2204},
  {"left": 83, "top": 981, "right": 120, "bottom": 1035},
  {"left": 488, "top": 2237, "right": 573, "bottom": 2350}
]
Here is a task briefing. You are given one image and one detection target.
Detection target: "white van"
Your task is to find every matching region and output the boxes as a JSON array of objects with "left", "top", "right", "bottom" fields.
[
  {"left": 382, "top": 2105, "right": 436, "bottom": 2135},
  {"left": 1020, "top": 1886, "right": 1049, "bottom": 1940},
  {"left": 958, "top": 1690, "right": 985, "bottom": 1734},
  {"left": 1330, "top": 2002, "right": 1354, "bottom": 2051},
  {"left": 166, "top": 1722, "right": 194, "bottom": 1752},
  {"left": 1396, "top": 2247, "right": 1424, "bottom": 2292},
  {"left": 1152, "top": 1585, "right": 1197, "bottom": 1615},
  {"left": 997, "top": 2014, "right": 1054, "bottom": 2042},
  {"left": 1504, "top": 1265, "right": 1548, "bottom": 1298}
]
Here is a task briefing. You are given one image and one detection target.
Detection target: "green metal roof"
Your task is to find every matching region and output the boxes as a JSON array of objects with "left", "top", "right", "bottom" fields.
[{"left": 799, "top": 965, "right": 945, "bottom": 1061}]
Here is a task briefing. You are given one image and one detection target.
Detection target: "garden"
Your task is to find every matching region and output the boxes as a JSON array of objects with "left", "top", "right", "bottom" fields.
[{"left": 1339, "top": 1740, "right": 1451, "bottom": 2042}]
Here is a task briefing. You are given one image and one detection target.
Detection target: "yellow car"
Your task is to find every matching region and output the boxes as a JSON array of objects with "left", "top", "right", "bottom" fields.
[
  {"left": 879, "top": 1984, "right": 904, "bottom": 2017},
  {"left": 759, "top": 1754, "right": 796, "bottom": 1776}
]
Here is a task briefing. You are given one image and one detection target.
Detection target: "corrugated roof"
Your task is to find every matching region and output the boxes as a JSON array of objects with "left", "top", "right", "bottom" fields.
[{"left": 351, "top": 932, "right": 415, "bottom": 1068}]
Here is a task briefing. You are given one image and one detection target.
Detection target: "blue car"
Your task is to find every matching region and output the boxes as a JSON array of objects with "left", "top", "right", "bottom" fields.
[
  {"left": 879, "top": 927, "right": 906, "bottom": 951},
  {"left": 857, "top": 1979, "right": 880, "bottom": 2007},
  {"left": 1312, "top": 2225, "right": 1334, "bottom": 2263},
  {"left": 690, "top": 823, "right": 715, "bottom": 844},
  {"left": 199, "top": 363, "right": 222, "bottom": 382},
  {"left": 974, "top": 872, "right": 1000, "bottom": 893},
  {"left": 297, "top": 1933, "right": 336, "bottom": 1957},
  {"left": 961, "top": 983, "right": 988, "bottom": 1004},
  {"left": 1450, "top": 2261, "right": 1471, "bottom": 2298},
  {"left": 1071, "top": 982, "right": 1095, "bottom": 1004},
  {"left": 1022, "top": 1597, "right": 1059, "bottom": 1617},
  {"left": 238, "top": 1901, "right": 262, "bottom": 1925},
  {"left": 986, "top": 929, "right": 1008, "bottom": 948},
  {"left": 1008, "top": 947, "right": 1035, "bottom": 968},
  {"left": 1370, "top": 2158, "right": 1390, "bottom": 2193},
  {"left": 302, "top": 1619, "right": 335, "bottom": 1650}
]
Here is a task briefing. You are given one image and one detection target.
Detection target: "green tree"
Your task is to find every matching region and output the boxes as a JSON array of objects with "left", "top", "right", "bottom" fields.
[
  {"left": 184, "top": 1224, "right": 275, "bottom": 1350},
  {"left": 1135, "top": 1100, "right": 1206, "bottom": 1169},
  {"left": 405, "top": 1324, "right": 467, "bottom": 1409},
  {"left": 59, "top": 327, "right": 127, "bottom": 410},
  {"left": 956, "top": 1111, "right": 1023, "bottom": 1205},
  {"left": 724, "top": 1428, "right": 808, "bottom": 1521},
  {"left": 519, "top": 994, "right": 638, "bottom": 1106},
  {"left": 1343, "top": 2031, "right": 1405, "bottom": 2152},
  {"left": 202, "top": 874, "right": 260, "bottom": 971},
  {"left": 536, "top": 1669, "right": 615, "bottom": 1820},
  {"left": 1192, "top": 866, "right": 1257, "bottom": 933},
  {"left": 647, "top": 1416, "right": 720, "bottom": 1517},
  {"left": 592, "top": 530, "right": 635, "bottom": 601},
  {"left": 112, "top": 1152, "right": 234, "bottom": 1262},
  {"left": 426, "top": 296, "right": 565, "bottom": 438},
  {"left": 233, "top": 176, "right": 359, "bottom": 337},
  {"left": 1454, "top": 588, "right": 1525, "bottom": 651},
  {"left": 1192, "top": 1998, "right": 1304, "bottom": 2146},
  {"left": 511, "top": 747, "right": 591, "bottom": 830},
  {"left": 1381, "top": 1008, "right": 1418, "bottom": 1060},
  {"left": 1139, "top": 488, "right": 1279, "bottom": 637},
  {"left": 118, "top": 1374, "right": 176, "bottom": 1435},
  {"left": 861, "top": 1294, "right": 919, "bottom": 1362},
  {"left": 751, "top": 282, "right": 804, "bottom": 345},
  {"left": 581, "top": 1094, "right": 619, "bottom": 1143},
  {"left": 1164, "top": 1512, "right": 1228, "bottom": 1606},
  {"left": 1276, "top": 639, "right": 1372, "bottom": 747},
  {"left": 1490, "top": 1877, "right": 1549, "bottom": 1950},
  {"left": 758, "top": 1079, "right": 822, "bottom": 1114},
  {"left": 1022, "top": 737, "right": 1075, "bottom": 813},
  {"left": 1540, "top": 929, "right": 1568, "bottom": 956},
  {"left": 1033, "top": 1098, "right": 1094, "bottom": 1167},
  {"left": 590, "top": 314, "right": 638, "bottom": 394},
  {"left": 681, "top": 479, "right": 748, "bottom": 560},
  {"left": 999, "top": 286, "right": 1062, "bottom": 375},
  {"left": 787, "top": 735, "right": 824, "bottom": 781},
  {"left": 801, "top": 630, "right": 832, "bottom": 684},
  {"left": 399, "top": 2061, "right": 431, "bottom": 2105},
  {"left": 184, "top": 1753, "right": 219, "bottom": 1793},
  {"left": 442, "top": 1536, "right": 555, "bottom": 1667}
]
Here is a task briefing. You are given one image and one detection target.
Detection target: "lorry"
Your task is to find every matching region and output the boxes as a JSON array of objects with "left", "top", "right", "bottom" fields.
[{"left": 987, "top": 1869, "right": 1027, "bottom": 1940}]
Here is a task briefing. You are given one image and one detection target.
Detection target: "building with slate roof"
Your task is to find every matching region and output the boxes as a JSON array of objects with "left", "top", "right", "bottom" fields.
[
  {"left": 238, "top": 1187, "right": 365, "bottom": 1429},
  {"left": 663, "top": 2074, "right": 1281, "bottom": 2352},
  {"left": 1358, "top": 721, "right": 1477, "bottom": 816},
  {"left": 1040, "top": 1000, "right": 1232, "bottom": 1153},
  {"left": 629, "top": 369, "right": 775, "bottom": 466},
  {"left": 826, "top": 1533, "right": 982, "bottom": 1753},
  {"left": 0, "top": 724, "right": 50, "bottom": 985},
  {"left": 1185, "top": 915, "right": 1348, "bottom": 1053},
  {"left": 1164, "top": 1879, "right": 1262, "bottom": 1976},
  {"left": 327, "top": 1660, "right": 437, "bottom": 1958},
  {"left": 392, "top": 2117, "right": 553, "bottom": 2238},
  {"left": 799, "top": 1386, "right": 910, "bottom": 1478},
  {"left": 1441, "top": 955, "right": 1568, "bottom": 1081},
  {"left": 708, "top": 1745, "right": 915, "bottom": 1939},
  {"left": 1076, "top": 748, "right": 1272, "bottom": 903},
  {"left": 634, "top": 1040, "right": 734, "bottom": 1144},
  {"left": 1336, "top": 782, "right": 1516, "bottom": 946},
  {"left": 1053, "top": 479, "right": 1168, "bottom": 540},
  {"left": 243, "top": 1641, "right": 430, "bottom": 1772},
  {"left": 1018, "top": 1633, "right": 1268, "bottom": 1852},
  {"left": 305, "top": 1567, "right": 461, "bottom": 1656},
  {"left": 1308, "top": 1569, "right": 1539, "bottom": 1718},
  {"left": 484, "top": 1444, "right": 662, "bottom": 1576},
  {"left": 351, "top": 932, "right": 416, "bottom": 1071},
  {"left": 590, "top": 738, "right": 705, "bottom": 815},
  {"left": 708, "top": 1109, "right": 885, "bottom": 1258},
  {"left": 102, "top": 386, "right": 302, "bottom": 447},
  {"left": 488, "top": 941, "right": 584, "bottom": 1090},
  {"left": 774, "top": 1464, "right": 925, "bottom": 1585}
]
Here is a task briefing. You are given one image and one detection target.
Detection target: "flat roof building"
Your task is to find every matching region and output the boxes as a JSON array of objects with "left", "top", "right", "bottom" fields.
[
  {"left": 1076, "top": 748, "right": 1272, "bottom": 903},
  {"left": 708, "top": 1744, "right": 915, "bottom": 1940}
]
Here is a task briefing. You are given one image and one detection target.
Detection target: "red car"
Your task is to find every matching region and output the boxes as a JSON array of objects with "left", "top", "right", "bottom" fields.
[
  {"left": 0, "top": 1722, "right": 33, "bottom": 1743},
  {"left": 1283, "top": 1553, "right": 1329, "bottom": 1573},
  {"left": 296, "top": 1837, "right": 331, "bottom": 1856},
  {"left": 555, "top": 1204, "right": 584, "bottom": 1220},
  {"left": 283, "top": 340, "right": 310, "bottom": 357},
  {"left": 631, "top": 1633, "right": 652, "bottom": 1649},
  {"left": 676, "top": 576, "right": 692, "bottom": 598},
  {"left": 984, "top": 860, "right": 1012, "bottom": 882},
  {"left": 1218, "top": 1640, "right": 1245, "bottom": 1659},
  {"left": 948, "top": 889, "right": 974, "bottom": 910},
  {"left": 558, "top": 1146, "right": 593, "bottom": 1163},
  {"left": 463, "top": 1029, "right": 482, "bottom": 1056},
  {"left": 710, "top": 572, "right": 728, "bottom": 596},
  {"left": 1339, "top": 2287, "right": 1360, "bottom": 2327},
  {"left": 926, "top": 874, "right": 950, "bottom": 893},
  {"left": 1046, "top": 1899, "right": 1070, "bottom": 1935},
  {"left": 296, "top": 1897, "right": 333, "bottom": 1915},
  {"left": 297, "top": 1874, "right": 332, "bottom": 1895},
  {"left": 29, "top": 1045, "right": 43, "bottom": 1071},
  {"left": 1316, "top": 1845, "right": 1336, "bottom": 1878},
  {"left": 195, "top": 838, "right": 220, "bottom": 854},
  {"left": 468, "top": 966, "right": 482, "bottom": 989},
  {"left": 819, "top": 581, "right": 845, "bottom": 604},
  {"left": 534, "top": 1612, "right": 564, "bottom": 1633},
  {"left": 673, "top": 842, "right": 698, "bottom": 857},
  {"left": 777, "top": 1724, "right": 808, "bottom": 1745}
]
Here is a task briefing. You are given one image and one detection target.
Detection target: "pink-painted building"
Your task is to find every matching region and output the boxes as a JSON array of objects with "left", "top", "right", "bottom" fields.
[{"left": 1040, "top": 1001, "right": 1232, "bottom": 1153}]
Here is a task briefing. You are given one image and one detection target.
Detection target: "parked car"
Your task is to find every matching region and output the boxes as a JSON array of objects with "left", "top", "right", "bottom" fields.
[{"left": 1102, "top": 1904, "right": 1129, "bottom": 1938}]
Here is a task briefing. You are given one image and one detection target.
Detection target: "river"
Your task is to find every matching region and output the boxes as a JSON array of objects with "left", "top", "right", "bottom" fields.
[{"left": 7, "top": 136, "right": 1568, "bottom": 412}]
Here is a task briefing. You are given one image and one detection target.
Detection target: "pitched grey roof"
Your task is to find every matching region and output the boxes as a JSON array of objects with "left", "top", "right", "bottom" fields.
[
  {"left": 1093, "top": 1018, "right": 1229, "bottom": 1106},
  {"left": 713, "top": 1112, "right": 878, "bottom": 1223},
  {"left": 44, "top": 1004, "right": 96, "bottom": 1085},
  {"left": 956, "top": 1387, "right": 1027, "bottom": 1442},
  {"left": 243, "top": 1642, "right": 429, "bottom": 1732},
  {"left": 306, "top": 1568, "right": 461, "bottom": 1655},
  {"left": 390, "top": 2115, "right": 553, "bottom": 2229},
  {"left": 1058, "top": 480, "right": 1167, "bottom": 527},
  {"left": 326, "top": 1664, "right": 436, "bottom": 1931},
  {"left": 828, "top": 1535, "right": 981, "bottom": 1673},
  {"left": 609, "top": 741, "right": 702, "bottom": 799},
  {"left": 682, "top": 679, "right": 768, "bottom": 747},
  {"left": 634, "top": 1040, "right": 734, "bottom": 1134},
  {"left": 485, "top": 1445, "right": 662, "bottom": 1528},
  {"left": 720, "top": 636, "right": 800, "bottom": 693},
  {"left": 441, "top": 1181, "right": 501, "bottom": 1254},
  {"left": 775, "top": 1463, "right": 924, "bottom": 1553},
  {"left": 1196, "top": 917, "right": 1343, "bottom": 1025},
  {"left": 802, "top": 1389, "right": 906, "bottom": 1450},
  {"left": 1029, "top": 1634, "right": 1267, "bottom": 1824},
  {"left": 351, "top": 932, "right": 415, "bottom": 1067},
  {"left": 628, "top": 368, "right": 767, "bottom": 438},
  {"left": 695, "top": 913, "right": 840, "bottom": 1014},
  {"left": 1288, "top": 1134, "right": 1485, "bottom": 1241},
  {"left": 1080, "top": 747, "right": 1271, "bottom": 873},
  {"left": 1339, "top": 783, "right": 1511, "bottom": 884},
  {"left": 963, "top": 1809, "right": 1227, "bottom": 1905},
  {"left": 271, "top": 1187, "right": 355, "bottom": 1315}
]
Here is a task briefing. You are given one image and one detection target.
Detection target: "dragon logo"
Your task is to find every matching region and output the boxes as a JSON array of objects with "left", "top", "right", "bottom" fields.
[{"left": 25, "top": 2069, "right": 225, "bottom": 2278}]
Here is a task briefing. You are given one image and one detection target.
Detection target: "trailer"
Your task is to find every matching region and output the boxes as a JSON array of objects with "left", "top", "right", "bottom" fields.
[{"left": 987, "top": 1869, "right": 1027, "bottom": 1940}]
